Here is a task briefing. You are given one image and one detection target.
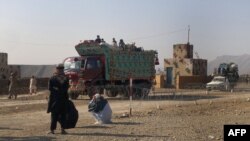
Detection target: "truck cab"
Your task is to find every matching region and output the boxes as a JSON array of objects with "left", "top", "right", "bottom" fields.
[{"left": 63, "top": 56, "right": 105, "bottom": 99}]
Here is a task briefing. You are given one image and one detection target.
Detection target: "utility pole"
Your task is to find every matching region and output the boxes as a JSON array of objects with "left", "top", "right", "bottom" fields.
[
  {"left": 187, "top": 25, "right": 190, "bottom": 44},
  {"left": 129, "top": 77, "right": 133, "bottom": 116}
]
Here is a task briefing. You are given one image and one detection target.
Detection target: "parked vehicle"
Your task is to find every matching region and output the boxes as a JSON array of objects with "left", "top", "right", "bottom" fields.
[
  {"left": 64, "top": 40, "right": 159, "bottom": 99},
  {"left": 206, "top": 76, "right": 230, "bottom": 91},
  {"left": 206, "top": 62, "right": 239, "bottom": 91}
]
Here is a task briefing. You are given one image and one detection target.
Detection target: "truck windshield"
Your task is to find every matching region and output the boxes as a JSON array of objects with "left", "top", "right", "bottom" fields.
[{"left": 64, "top": 60, "right": 81, "bottom": 70}]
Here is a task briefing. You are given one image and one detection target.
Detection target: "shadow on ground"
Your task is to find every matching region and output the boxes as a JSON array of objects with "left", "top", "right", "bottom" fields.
[
  {"left": 0, "top": 127, "right": 23, "bottom": 130},
  {"left": 78, "top": 125, "right": 111, "bottom": 129},
  {"left": 111, "top": 122, "right": 141, "bottom": 125},
  {"left": 69, "top": 132, "right": 169, "bottom": 139},
  {"left": 105, "top": 94, "right": 220, "bottom": 101},
  {"left": 78, "top": 122, "right": 141, "bottom": 129},
  {"left": 0, "top": 136, "right": 56, "bottom": 141},
  {"left": 144, "top": 94, "right": 220, "bottom": 101}
]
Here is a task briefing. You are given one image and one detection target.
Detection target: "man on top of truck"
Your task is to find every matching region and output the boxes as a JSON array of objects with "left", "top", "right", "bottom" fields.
[
  {"left": 112, "top": 38, "right": 117, "bottom": 47},
  {"left": 95, "top": 35, "right": 101, "bottom": 44},
  {"left": 119, "top": 39, "right": 125, "bottom": 50}
]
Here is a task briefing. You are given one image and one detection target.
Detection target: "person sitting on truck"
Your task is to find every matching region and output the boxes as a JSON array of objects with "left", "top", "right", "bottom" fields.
[
  {"left": 112, "top": 38, "right": 117, "bottom": 47},
  {"left": 119, "top": 39, "right": 125, "bottom": 50},
  {"left": 100, "top": 38, "right": 112, "bottom": 47},
  {"left": 95, "top": 35, "right": 101, "bottom": 44},
  {"left": 88, "top": 92, "right": 112, "bottom": 124},
  {"left": 100, "top": 38, "right": 106, "bottom": 44}
]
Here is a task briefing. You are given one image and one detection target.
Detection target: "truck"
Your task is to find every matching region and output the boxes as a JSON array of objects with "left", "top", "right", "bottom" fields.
[
  {"left": 63, "top": 40, "right": 159, "bottom": 99},
  {"left": 206, "top": 62, "right": 239, "bottom": 91}
]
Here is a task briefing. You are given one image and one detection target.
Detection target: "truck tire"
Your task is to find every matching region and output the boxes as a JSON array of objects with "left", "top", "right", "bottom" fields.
[
  {"left": 133, "top": 82, "right": 151, "bottom": 99},
  {"left": 122, "top": 87, "right": 130, "bottom": 97},
  {"left": 87, "top": 87, "right": 104, "bottom": 99},
  {"left": 133, "top": 88, "right": 142, "bottom": 98},
  {"left": 69, "top": 91, "right": 80, "bottom": 100},
  {"left": 106, "top": 90, "right": 118, "bottom": 97},
  {"left": 86, "top": 88, "right": 94, "bottom": 99}
]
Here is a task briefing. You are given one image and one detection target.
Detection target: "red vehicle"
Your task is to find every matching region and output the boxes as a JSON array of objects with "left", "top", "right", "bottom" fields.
[
  {"left": 63, "top": 40, "right": 158, "bottom": 99},
  {"left": 63, "top": 56, "right": 105, "bottom": 99}
]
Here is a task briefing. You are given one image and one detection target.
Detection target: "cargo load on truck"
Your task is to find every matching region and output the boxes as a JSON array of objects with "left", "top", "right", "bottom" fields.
[
  {"left": 217, "top": 62, "right": 239, "bottom": 83},
  {"left": 75, "top": 41, "right": 157, "bottom": 80}
]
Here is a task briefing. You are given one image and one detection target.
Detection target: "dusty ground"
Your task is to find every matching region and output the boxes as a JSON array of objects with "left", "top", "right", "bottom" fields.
[{"left": 1, "top": 90, "right": 250, "bottom": 141}]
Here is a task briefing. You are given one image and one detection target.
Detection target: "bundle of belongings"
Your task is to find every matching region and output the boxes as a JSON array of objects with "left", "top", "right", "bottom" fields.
[{"left": 59, "top": 100, "right": 79, "bottom": 129}]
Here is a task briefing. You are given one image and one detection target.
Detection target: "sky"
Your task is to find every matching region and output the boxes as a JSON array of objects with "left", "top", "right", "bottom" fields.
[{"left": 0, "top": 0, "right": 250, "bottom": 70}]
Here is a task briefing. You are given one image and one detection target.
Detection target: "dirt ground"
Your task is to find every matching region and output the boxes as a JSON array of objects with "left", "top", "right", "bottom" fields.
[{"left": 1, "top": 90, "right": 250, "bottom": 141}]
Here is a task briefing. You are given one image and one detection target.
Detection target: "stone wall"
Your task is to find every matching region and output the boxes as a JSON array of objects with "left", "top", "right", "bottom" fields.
[
  {"left": 176, "top": 75, "right": 212, "bottom": 89},
  {"left": 173, "top": 44, "right": 193, "bottom": 59},
  {"left": 192, "top": 59, "right": 207, "bottom": 76},
  {"left": 0, "top": 53, "right": 10, "bottom": 79},
  {"left": 8, "top": 65, "right": 21, "bottom": 79}
]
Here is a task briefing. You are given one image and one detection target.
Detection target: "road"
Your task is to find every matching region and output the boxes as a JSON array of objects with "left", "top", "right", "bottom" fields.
[{"left": 1, "top": 90, "right": 250, "bottom": 141}]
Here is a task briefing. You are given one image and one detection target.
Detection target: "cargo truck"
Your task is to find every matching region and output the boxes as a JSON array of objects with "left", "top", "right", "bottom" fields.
[{"left": 64, "top": 40, "right": 159, "bottom": 99}]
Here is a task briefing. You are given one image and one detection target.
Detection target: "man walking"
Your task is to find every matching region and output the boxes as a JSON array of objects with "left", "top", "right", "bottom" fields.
[
  {"left": 29, "top": 75, "right": 37, "bottom": 95},
  {"left": 47, "top": 64, "right": 69, "bottom": 134},
  {"left": 8, "top": 72, "right": 17, "bottom": 99}
]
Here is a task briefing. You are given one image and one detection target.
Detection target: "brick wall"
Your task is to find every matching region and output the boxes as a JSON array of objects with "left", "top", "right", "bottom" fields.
[
  {"left": 0, "top": 53, "right": 10, "bottom": 79},
  {"left": 176, "top": 75, "right": 212, "bottom": 89}
]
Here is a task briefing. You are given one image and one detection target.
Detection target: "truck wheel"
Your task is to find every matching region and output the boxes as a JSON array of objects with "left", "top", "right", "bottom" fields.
[
  {"left": 86, "top": 88, "right": 94, "bottom": 99},
  {"left": 133, "top": 88, "right": 143, "bottom": 99},
  {"left": 122, "top": 87, "right": 130, "bottom": 97},
  {"left": 97, "top": 87, "right": 104, "bottom": 94},
  {"left": 106, "top": 90, "right": 118, "bottom": 97},
  {"left": 141, "top": 88, "right": 150, "bottom": 97},
  {"left": 88, "top": 87, "right": 104, "bottom": 98},
  {"left": 207, "top": 88, "right": 211, "bottom": 91},
  {"left": 69, "top": 92, "right": 80, "bottom": 99}
]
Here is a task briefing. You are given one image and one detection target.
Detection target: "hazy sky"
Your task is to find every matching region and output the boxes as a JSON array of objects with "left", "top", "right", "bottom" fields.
[{"left": 0, "top": 0, "right": 250, "bottom": 69}]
